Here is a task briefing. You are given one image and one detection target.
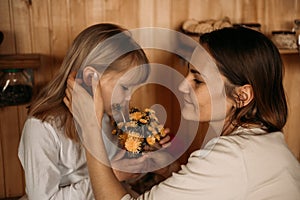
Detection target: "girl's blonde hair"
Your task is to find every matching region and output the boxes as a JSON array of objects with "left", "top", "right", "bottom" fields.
[{"left": 28, "top": 23, "right": 149, "bottom": 141}]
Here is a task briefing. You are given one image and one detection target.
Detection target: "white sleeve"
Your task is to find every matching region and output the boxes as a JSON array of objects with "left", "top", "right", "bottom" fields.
[
  {"left": 18, "top": 118, "right": 94, "bottom": 200},
  {"left": 121, "top": 137, "right": 247, "bottom": 200}
]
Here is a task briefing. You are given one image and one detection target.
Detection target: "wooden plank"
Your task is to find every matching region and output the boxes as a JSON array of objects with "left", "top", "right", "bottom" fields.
[
  {"left": 49, "top": 0, "right": 69, "bottom": 74},
  {"left": 85, "top": 0, "right": 105, "bottom": 26},
  {"left": 0, "top": 106, "right": 24, "bottom": 197},
  {"left": 0, "top": 0, "right": 16, "bottom": 54},
  {"left": 263, "top": 0, "right": 299, "bottom": 35},
  {"left": 138, "top": 0, "right": 154, "bottom": 27},
  {"left": 0, "top": 0, "right": 12, "bottom": 196},
  {"left": 154, "top": 0, "right": 171, "bottom": 28},
  {"left": 0, "top": 111, "right": 6, "bottom": 198},
  {"left": 117, "top": 0, "right": 139, "bottom": 29},
  {"left": 68, "top": 0, "right": 87, "bottom": 41},
  {"left": 103, "top": 0, "right": 121, "bottom": 25},
  {"left": 170, "top": 0, "right": 189, "bottom": 30},
  {"left": 282, "top": 54, "right": 300, "bottom": 161},
  {"left": 11, "top": 0, "right": 32, "bottom": 54},
  {"left": 29, "top": 0, "right": 52, "bottom": 89},
  {"left": 0, "top": 54, "right": 40, "bottom": 69},
  {"left": 0, "top": 0, "right": 31, "bottom": 197}
]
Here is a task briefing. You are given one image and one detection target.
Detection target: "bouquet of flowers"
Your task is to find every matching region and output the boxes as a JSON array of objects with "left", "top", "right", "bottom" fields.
[{"left": 111, "top": 107, "right": 168, "bottom": 157}]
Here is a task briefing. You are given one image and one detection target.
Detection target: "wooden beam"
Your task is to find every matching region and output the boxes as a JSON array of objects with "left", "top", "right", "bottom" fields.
[{"left": 0, "top": 54, "right": 40, "bottom": 69}]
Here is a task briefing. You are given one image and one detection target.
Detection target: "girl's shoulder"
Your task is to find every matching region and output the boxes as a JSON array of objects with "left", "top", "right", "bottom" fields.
[{"left": 22, "top": 117, "right": 62, "bottom": 147}]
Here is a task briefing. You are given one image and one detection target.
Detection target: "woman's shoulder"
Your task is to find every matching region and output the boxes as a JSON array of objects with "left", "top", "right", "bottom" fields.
[
  {"left": 211, "top": 127, "right": 286, "bottom": 149},
  {"left": 190, "top": 128, "right": 298, "bottom": 172},
  {"left": 190, "top": 128, "right": 287, "bottom": 160}
]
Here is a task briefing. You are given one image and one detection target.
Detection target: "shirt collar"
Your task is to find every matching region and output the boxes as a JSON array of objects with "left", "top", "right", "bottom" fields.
[{"left": 229, "top": 126, "right": 267, "bottom": 136}]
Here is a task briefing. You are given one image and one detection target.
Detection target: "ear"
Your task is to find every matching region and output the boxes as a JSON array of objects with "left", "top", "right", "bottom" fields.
[
  {"left": 83, "top": 66, "right": 99, "bottom": 86},
  {"left": 236, "top": 84, "right": 254, "bottom": 107}
]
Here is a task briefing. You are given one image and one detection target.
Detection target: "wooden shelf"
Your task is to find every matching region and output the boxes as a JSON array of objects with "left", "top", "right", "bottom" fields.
[
  {"left": 181, "top": 31, "right": 300, "bottom": 56},
  {"left": 0, "top": 54, "right": 41, "bottom": 69},
  {"left": 279, "top": 49, "right": 299, "bottom": 55}
]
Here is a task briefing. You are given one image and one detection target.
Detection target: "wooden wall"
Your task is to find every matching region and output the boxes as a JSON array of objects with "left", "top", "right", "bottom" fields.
[{"left": 0, "top": 0, "right": 299, "bottom": 198}]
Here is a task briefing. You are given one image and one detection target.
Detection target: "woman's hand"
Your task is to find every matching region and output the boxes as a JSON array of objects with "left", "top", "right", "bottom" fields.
[
  {"left": 144, "top": 150, "right": 180, "bottom": 179},
  {"left": 64, "top": 71, "right": 104, "bottom": 127},
  {"left": 64, "top": 71, "right": 110, "bottom": 165}
]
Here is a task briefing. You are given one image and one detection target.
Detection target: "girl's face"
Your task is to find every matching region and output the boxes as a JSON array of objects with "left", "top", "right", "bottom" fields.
[
  {"left": 178, "top": 64, "right": 233, "bottom": 122},
  {"left": 99, "top": 67, "right": 145, "bottom": 117}
]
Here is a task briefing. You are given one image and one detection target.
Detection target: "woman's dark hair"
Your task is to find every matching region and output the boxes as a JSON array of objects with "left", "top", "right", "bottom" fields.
[{"left": 200, "top": 27, "right": 288, "bottom": 132}]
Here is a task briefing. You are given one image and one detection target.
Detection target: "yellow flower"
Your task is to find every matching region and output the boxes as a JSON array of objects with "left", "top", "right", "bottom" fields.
[
  {"left": 146, "top": 135, "right": 156, "bottom": 146},
  {"left": 159, "top": 127, "right": 167, "bottom": 137},
  {"left": 153, "top": 132, "right": 161, "bottom": 141},
  {"left": 125, "top": 132, "right": 143, "bottom": 153},
  {"left": 112, "top": 107, "right": 169, "bottom": 155},
  {"left": 125, "top": 121, "right": 138, "bottom": 127},
  {"left": 118, "top": 133, "right": 128, "bottom": 146},
  {"left": 139, "top": 118, "right": 148, "bottom": 124},
  {"left": 129, "top": 112, "right": 144, "bottom": 121},
  {"left": 112, "top": 129, "right": 117, "bottom": 135},
  {"left": 145, "top": 108, "right": 155, "bottom": 114},
  {"left": 117, "top": 122, "right": 125, "bottom": 129}
]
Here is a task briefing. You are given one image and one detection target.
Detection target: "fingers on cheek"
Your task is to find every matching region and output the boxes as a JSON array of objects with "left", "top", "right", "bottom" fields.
[
  {"left": 63, "top": 97, "right": 70, "bottom": 109},
  {"left": 67, "top": 79, "right": 72, "bottom": 87},
  {"left": 65, "top": 88, "right": 73, "bottom": 100},
  {"left": 65, "top": 88, "right": 69, "bottom": 97}
]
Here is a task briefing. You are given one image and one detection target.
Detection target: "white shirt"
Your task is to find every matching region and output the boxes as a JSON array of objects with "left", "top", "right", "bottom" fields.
[
  {"left": 18, "top": 114, "right": 117, "bottom": 200},
  {"left": 122, "top": 127, "right": 300, "bottom": 200}
]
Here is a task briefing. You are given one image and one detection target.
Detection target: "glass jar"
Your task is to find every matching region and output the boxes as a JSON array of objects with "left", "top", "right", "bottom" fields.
[
  {"left": 292, "top": 19, "right": 300, "bottom": 47},
  {"left": 0, "top": 69, "right": 33, "bottom": 107},
  {"left": 271, "top": 31, "right": 297, "bottom": 49}
]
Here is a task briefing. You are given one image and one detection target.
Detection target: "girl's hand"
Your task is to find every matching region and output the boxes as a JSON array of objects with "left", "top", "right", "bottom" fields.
[
  {"left": 159, "top": 128, "right": 172, "bottom": 148},
  {"left": 143, "top": 128, "right": 172, "bottom": 152}
]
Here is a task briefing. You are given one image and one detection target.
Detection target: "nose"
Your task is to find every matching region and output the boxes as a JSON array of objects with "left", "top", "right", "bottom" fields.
[
  {"left": 125, "top": 95, "right": 131, "bottom": 101},
  {"left": 178, "top": 79, "right": 190, "bottom": 94}
]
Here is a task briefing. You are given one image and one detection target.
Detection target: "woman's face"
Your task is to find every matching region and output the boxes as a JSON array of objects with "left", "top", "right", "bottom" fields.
[{"left": 178, "top": 64, "right": 233, "bottom": 122}]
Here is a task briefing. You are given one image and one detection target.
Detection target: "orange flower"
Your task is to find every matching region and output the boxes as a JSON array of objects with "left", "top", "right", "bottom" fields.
[
  {"left": 129, "top": 111, "right": 143, "bottom": 121},
  {"left": 118, "top": 133, "right": 128, "bottom": 146},
  {"left": 139, "top": 118, "right": 148, "bottom": 124},
  {"left": 112, "top": 107, "right": 169, "bottom": 155},
  {"left": 159, "top": 127, "right": 167, "bottom": 137},
  {"left": 146, "top": 135, "right": 156, "bottom": 146},
  {"left": 125, "top": 132, "right": 143, "bottom": 153}
]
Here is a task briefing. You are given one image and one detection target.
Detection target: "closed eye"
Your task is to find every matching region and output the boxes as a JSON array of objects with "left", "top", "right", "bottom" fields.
[
  {"left": 193, "top": 79, "right": 204, "bottom": 84},
  {"left": 122, "top": 85, "right": 129, "bottom": 90}
]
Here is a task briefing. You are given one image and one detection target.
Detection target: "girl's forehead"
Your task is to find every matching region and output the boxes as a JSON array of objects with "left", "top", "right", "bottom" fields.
[{"left": 119, "top": 67, "right": 147, "bottom": 84}]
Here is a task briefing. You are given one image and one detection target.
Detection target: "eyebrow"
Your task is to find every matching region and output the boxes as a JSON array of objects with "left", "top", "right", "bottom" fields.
[
  {"left": 187, "top": 63, "right": 200, "bottom": 75},
  {"left": 190, "top": 69, "right": 200, "bottom": 75}
]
